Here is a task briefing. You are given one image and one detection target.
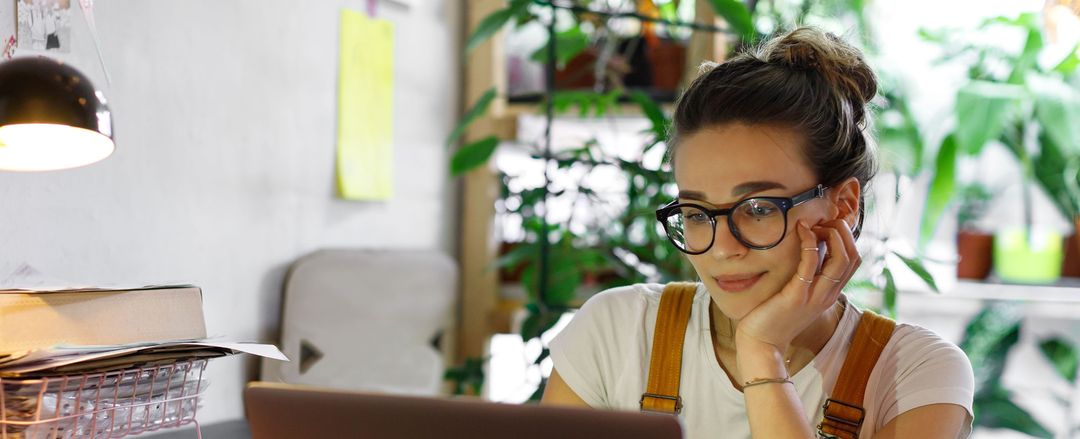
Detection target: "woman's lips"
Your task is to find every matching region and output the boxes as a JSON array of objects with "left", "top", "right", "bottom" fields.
[{"left": 712, "top": 273, "right": 765, "bottom": 293}]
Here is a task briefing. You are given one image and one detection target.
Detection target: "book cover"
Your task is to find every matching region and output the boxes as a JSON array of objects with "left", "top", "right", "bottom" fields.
[{"left": 0, "top": 285, "right": 206, "bottom": 354}]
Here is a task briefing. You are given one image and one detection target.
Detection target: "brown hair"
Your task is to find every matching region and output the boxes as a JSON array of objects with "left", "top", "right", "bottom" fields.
[{"left": 668, "top": 27, "right": 878, "bottom": 239}]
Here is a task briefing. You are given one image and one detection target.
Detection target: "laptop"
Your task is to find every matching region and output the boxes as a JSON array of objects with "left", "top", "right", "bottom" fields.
[{"left": 244, "top": 382, "right": 683, "bottom": 439}]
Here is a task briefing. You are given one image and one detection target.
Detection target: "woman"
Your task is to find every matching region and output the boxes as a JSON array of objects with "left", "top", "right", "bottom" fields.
[{"left": 541, "top": 27, "right": 974, "bottom": 438}]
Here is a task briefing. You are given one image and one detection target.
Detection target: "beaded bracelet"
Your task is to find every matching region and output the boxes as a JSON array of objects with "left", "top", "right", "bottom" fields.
[{"left": 742, "top": 377, "right": 794, "bottom": 389}]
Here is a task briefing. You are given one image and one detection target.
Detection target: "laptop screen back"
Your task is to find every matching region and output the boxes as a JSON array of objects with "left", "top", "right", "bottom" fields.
[{"left": 244, "top": 382, "right": 683, "bottom": 439}]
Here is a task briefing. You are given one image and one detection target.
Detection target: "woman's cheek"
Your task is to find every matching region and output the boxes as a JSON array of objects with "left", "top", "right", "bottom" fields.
[{"left": 685, "top": 254, "right": 710, "bottom": 280}]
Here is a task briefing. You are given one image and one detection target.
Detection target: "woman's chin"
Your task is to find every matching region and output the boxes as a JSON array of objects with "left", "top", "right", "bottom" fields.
[{"left": 705, "top": 276, "right": 780, "bottom": 319}]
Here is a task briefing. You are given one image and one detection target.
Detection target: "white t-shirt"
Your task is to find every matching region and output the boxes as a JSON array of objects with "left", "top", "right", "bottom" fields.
[{"left": 549, "top": 283, "right": 975, "bottom": 439}]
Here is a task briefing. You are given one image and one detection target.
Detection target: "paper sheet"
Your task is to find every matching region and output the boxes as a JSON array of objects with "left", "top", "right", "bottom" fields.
[
  {"left": 0, "top": 339, "right": 287, "bottom": 376},
  {"left": 0, "top": 263, "right": 194, "bottom": 292},
  {"left": 336, "top": 8, "right": 394, "bottom": 200},
  {"left": 0, "top": 0, "right": 14, "bottom": 59}
]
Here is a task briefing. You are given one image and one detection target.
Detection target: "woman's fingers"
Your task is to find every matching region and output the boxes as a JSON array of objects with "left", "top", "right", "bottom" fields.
[
  {"left": 793, "top": 220, "right": 822, "bottom": 291},
  {"left": 812, "top": 224, "right": 848, "bottom": 278},
  {"left": 809, "top": 220, "right": 854, "bottom": 304},
  {"left": 821, "top": 219, "right": 861, "bottom": 281},
  {"left": 836, "top": 219, "right": 861, "bottom": 282}
]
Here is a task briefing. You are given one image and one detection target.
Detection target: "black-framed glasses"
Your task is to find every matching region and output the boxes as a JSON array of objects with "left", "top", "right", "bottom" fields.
[{"left": 655, "top": 184, "right": 828, "bottom": 253}]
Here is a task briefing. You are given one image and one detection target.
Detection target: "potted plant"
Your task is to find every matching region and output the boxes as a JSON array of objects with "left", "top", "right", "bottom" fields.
[
  {"left": 1060, "top": 156, "right": 1080, "bottom": 278},
  {"left": 955, "top": 183, "right": 995, "bottom": 280},
  {"left": 918, "top": 13, "right": 1080, "bottom": 284}
]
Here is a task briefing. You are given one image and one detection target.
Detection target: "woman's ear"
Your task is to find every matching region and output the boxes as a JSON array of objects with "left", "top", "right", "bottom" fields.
[{"left": 831, "top": 177, "right": 861, "bottom": 227}]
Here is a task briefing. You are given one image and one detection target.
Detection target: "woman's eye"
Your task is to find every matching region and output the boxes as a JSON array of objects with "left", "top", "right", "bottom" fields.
[
  {"left": 684, "top": 212, "right": 709, "bottom": 223},
  {"left": 742, "top": 204, "right": 777, "bottom": 217}
]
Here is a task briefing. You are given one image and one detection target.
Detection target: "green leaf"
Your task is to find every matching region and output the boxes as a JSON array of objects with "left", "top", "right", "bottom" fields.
[
  {"left": 706, "top": 0, "right": 756, "bottom": 42},
  {"left": 489, "top": 241, "right": 536, "bottom": 272},
  {"left": 917, "top": 27, "right": 949, "bottom": 44},
  {"left": 1052, "top": 44, "right": 1080, "bottom": 76},
  {"left": 892, "top": 252, "right": 939, "bottom": 293},
  {"left": 658, "top": 0, "right": 679, "bottom": 23},
  {"left": 465, "top": 8, "right": 513, "bottom": 54},
  {"left": 1034, "top": 88, "right": 1080, "bottom": 156},
  {"left": 549, "top": 90, "right": 611, "bottom": 117},
  {"left": 451, "top": 136, "right": 500, "bottom": 175},
  {"left": 545, "top": 247, "right": 585, "bottom": 305},
  {"left": 444, "top": 356, "right": 487, "bottom": 396},
  {"left": 446, "top": 88, "right": 497, "bottom": 148},
  {"left": 876, "top": 91, "right": 924, "bottom": 175},
  {"left": 959, "top": 304, "right": 1022, "bottom": 392},
  {"left": 518, "top": 242, "right": 587, "bottom": 307},
  {"left": 530, "top": 26, "right": 590, "bottom": 68},
  {"left": 1009, "top": 17, "right": 1044, "bottom": 84},
  {"left": 629, "top": 91, "right": 669, "bottom": 139},
  {"left": 973, "top": 386, "right": 1053, "bottom": 438},
  {"left": 918, "top": 135, "right": 957, "bottom": 250},
  {"left": 1033, "top": 131, "right": 1080, "bottom": 220},
  {"left": 594, "top": 90, "right": 622, "bottom": 117},
  {"left": 881, "top": 267, "right": 897, "bottom": 319},
  {"left": 520, "top": 304, "right": 562, "bottom": 340},
  {"left": 845, "top": 278, "right": 878, "bottom": 291},
  {"left": 955, "top": 81, "right": 1023, "bottom": 155},
  {"left": 528, "top": 377, "right": 547, "bottom": 402},
  {"left": 533, "top": 347, "right": 550, "bottom": 365},
  {"left": 464, "top": 1, "right": 530, "bottom": 54},
  {"left": 1038, "top": 338, "right": 1078, "bottom": 384}
]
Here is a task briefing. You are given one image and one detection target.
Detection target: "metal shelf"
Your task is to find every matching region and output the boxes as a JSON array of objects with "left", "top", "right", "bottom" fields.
[{"left": 901, "top": 278, "right": 1080, "bottom": 304}]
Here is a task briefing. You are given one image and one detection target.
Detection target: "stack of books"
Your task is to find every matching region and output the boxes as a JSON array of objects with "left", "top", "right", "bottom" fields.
[
  {"left": 0, "top": 282, "right": 285, "bottom": 437},
  {"left": 0, "top": 285, "right": 206, "bottom": 368}
]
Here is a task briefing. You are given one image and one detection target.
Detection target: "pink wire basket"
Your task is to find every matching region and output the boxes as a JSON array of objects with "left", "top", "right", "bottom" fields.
[{"left": 0, "top": 359, "right": 207, "bottom": 439}]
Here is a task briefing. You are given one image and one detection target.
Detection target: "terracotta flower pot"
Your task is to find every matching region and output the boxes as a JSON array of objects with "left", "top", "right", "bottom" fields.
[
  {"left": 646, "top": 39, "right": 687, "bottom": 92},
  {"left": 957, "top": 230, "right": 994, "bottom": 280},
  {"left": 1063, "top": 217, "right": 1080, "bottom": 278},
  {"left": 554, "top": 49, "right": 599, "bottom": 89},
  {"left": 498, "top": 241, "right": 529, "bottom": 283}
]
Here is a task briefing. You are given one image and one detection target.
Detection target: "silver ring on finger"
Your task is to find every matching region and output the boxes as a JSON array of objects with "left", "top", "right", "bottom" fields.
[
  {"left": 801, "top": 247, "right": 818, "bottom": 252},
  {"left": 821, "top": 274, "right": 842, "bottom": 284},
  {"left": 797, "top": 275, "right": 814, "bottom": 284}
]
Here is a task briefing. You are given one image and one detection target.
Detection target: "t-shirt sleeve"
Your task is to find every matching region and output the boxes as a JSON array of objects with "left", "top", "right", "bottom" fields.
[
  {"left": 548, "top": 287, "right": 640, "bottom": 408},
  {"left": 873, "top": 325, "right": 976, "bottom": 436}
]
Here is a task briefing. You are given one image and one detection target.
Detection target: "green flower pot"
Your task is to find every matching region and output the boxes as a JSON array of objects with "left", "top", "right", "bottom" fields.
[{"left": 993, "top": 227, "right": 1063, "bottom": 283}]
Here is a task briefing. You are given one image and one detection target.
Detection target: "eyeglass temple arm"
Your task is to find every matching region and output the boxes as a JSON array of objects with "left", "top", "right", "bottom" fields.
[{"left": 791, "top": 185, "right": 828, "bottom": 206}]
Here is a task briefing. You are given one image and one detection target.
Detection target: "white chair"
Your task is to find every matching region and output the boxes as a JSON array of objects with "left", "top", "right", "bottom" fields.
[{"left": 260, "top": 249, "right": 457, "bottom": 395}]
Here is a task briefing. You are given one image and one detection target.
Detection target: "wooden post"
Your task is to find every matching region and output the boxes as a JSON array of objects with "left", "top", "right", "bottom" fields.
[
  {"left": 683, "top": 0, "right": 727, "bottom": 88},
  {"left": 456, "top": 0, "right": 508, "bottom": 369}
]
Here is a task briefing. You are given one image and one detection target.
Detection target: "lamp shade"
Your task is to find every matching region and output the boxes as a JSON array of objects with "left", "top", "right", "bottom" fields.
[{"left": 0, "top": 57, "right": 114, "bottom": 171}]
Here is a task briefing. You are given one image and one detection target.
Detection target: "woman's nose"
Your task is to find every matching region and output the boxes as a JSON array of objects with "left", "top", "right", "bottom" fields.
[{"left": 709, "top": 220, "right": 747, "bottom": 259}]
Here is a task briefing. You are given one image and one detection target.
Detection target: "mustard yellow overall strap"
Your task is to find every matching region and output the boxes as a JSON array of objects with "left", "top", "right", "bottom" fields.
[
  {"left": 639, "top": 282, "right": 698, "bottom": 415},
  {"left": 818, "top": 310, "right": 897, "bottom": 439}
]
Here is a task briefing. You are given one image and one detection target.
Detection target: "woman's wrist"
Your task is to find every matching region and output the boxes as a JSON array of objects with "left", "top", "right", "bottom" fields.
[{"left": 734, "top": 334, "right": 789, "bottom": 378}]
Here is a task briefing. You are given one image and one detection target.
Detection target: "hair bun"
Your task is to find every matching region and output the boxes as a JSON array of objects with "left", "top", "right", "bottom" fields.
[{"left": 763, "top": 27, "right": 877, "bottom": 106}]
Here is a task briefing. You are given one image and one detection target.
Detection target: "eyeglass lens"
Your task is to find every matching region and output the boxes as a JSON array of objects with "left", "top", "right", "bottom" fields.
[{"left": 662, "top": 199, "right": 787, "bottom": 252}]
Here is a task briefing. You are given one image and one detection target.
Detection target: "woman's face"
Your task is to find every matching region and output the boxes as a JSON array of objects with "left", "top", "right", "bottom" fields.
[{"left": 673, "top": 123, "right": 836, "bottom": 321}]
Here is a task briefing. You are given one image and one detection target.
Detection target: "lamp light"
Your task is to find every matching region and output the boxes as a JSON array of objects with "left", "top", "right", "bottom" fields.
[{"left": 0, "top": 57, "right": 114, "bottom": 171}]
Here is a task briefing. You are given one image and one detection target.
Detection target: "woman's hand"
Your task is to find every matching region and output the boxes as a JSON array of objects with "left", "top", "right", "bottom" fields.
[{"left": 733, "top": 218, "right": 862, "bottom": 355}]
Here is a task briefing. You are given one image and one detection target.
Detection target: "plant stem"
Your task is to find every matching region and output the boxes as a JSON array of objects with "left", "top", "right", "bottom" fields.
[
  {"left": 1021, "top": 121, "right": 1034, "bottom": 248},
  {"left": 536, "top": 0, "right": 735, "bottom": 34},
  {"left": 538, "top": 9, "right": 558, "bottom": 311}
]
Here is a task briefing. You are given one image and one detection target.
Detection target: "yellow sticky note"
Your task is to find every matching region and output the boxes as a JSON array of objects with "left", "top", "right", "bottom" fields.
[{"left": 337, "top": 9, "right": 394, "bottom": 200}]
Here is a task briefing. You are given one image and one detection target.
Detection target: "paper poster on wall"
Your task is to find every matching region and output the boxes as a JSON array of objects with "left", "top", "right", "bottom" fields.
[
  {"left": 17, "top": 0, "right": 71, "bottom": 53},
  {"left": 336, "top": 8, "right": 394, "bottom": 201},
  {"left": 1, "top": 0, "right": 16, "bottom": 58}
]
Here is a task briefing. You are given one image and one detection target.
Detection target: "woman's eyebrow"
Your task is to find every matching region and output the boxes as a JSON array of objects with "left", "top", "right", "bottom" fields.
[
  {"left": 732, "top": 181, "right": 787, "bottom": 197},
  {"left": 677, "top": 181, "right": 788, "bottom": 201},
  {"left": 677, "top": 190, "right": 708, "bottom": 200}
]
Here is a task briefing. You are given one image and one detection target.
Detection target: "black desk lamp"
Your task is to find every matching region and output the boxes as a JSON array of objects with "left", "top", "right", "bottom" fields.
[{"left": 0, "top": 56, "right": 113, "bottom": 171}]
